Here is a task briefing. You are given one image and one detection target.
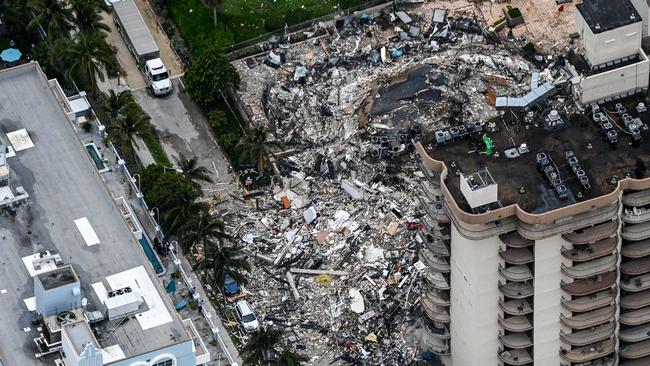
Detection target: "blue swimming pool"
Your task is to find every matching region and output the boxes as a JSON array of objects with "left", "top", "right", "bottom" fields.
[
  {"left": 139, "top": 235, "right": 164, "bottom": 275},
  {"left": 85, "top": 143, "right": 107, "bottom": 172}
]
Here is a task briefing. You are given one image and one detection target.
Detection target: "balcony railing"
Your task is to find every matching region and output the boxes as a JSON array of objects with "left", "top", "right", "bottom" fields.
[
  {"left": 499, "top": 265, "right": 534, "bottom": 282},
  {"left": 497, "top": 348, "right": 533, "bottom": 366},
  {"left": 620, "top": 306, "right": 650, "bottom": 326},
  {"left": 498, "top": 315, "right": 533, "bottom": 332},
  {"left": 561, "top": 271, "right": 617, "bottom": 296},
  {"left": 499, "top": 299, "right": 533, "bottom": 315},
  {"left": 425, "top": 239, "right": 450, "bottom": 257},
  {"left": 619, "top": 323, "right": 650, "bottom": 343},
  {"left": 423, "top": 330, "right": 450, "bottom": 355},
  {"left": 622, "top": 221, "right": 650, "bottom": 241},
  {"left": 623, "top": 190, "right": 650, "bottom": 207},
  {"left": 500, "top": 232, "right": 534, "bottom": 248},
  {"left": 559, "top": 321, "right": 615, "bottom": 347},
  {"left": 561, "top": 237, "right": 618, "bottom": 262},
  {"left": 421, "top": 296, "right": 450, "bottom": 323},
  {"left": 623, "top": 207, "right": 650, "bottom": 224},
  {"left": 499, "top": 332, "right": 533, "bottom": 349},
  {"left": 621, "top": 274, "right": 650, "bottom": 292},
  {"left": 419, "top": 249, "right": 450, "bottom": 273},
  {"left": 561, "top": 288, "right": 617, "bottom": 313},
  {"left": 423, "top": 321, "right": 450, "bottom": 340},
  {"left": 620, "top": 355, "right": 650, "bottom": 366},
  {"left": 499, "top": 247, "right": 534, "bottom": 265},
  {"left": 620, "top": 339, "right": 650, "bottom": 359},
  {"left": 560, "top": 253, "right": 618, "bottom": 279},
  {"left": 562, "top": 220, "right": 618, "bottom": 245},
  {"left": 426, "top": 289, "right": 450, "bottom": 307},
  {"left": 621, "top": 289, "right": 650, "bottom": 309},
  {"left": 559, "top": 304, "right": 617, "bottom": 330},
  {"left": 499, "top": 281, "right": 534, "bottom": 299},
  {"left": 621, "top": 257, "right": 650, "bottom": 276},
  {"left": 621, "top": 239, "right": 650, "bottom": 258},
  {"left": 559, "top": 338, "right": 615, "bottom": 363},
  {"left": 423, "top": 270, "right": 450, "bottom": 290}
]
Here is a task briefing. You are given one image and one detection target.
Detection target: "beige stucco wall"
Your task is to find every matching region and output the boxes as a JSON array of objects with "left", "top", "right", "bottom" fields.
[
  {"left": 576, "top": 18, "right": 642, "bottom": 66},
  {"left": 449, "top": 224, "right": 500, "bottom": 366},
  {"left": 630, "top": 0, "right": 650, "bottom": 37}
]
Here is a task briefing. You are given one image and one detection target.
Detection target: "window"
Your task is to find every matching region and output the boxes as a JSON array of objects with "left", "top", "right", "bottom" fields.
[{"left": 152, "top": 360, "right": 173, "bottom": 366}]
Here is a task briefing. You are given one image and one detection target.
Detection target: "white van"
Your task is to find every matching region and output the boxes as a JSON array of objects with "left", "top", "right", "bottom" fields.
[{"left": 234, "top": 300, "right": 259, "bottom": 332}]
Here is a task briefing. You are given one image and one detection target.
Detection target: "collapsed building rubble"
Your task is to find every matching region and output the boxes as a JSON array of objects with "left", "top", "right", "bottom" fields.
[{"left": 220, "top": 0, "right": 608, "bottom": 364}]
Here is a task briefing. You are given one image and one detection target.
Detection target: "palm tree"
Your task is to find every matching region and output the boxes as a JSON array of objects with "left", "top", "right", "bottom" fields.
[
  {"left": 177, "top": 154, "right": 213, "bottom": 189},
  {"left": 72, "top": 0, "right": 110, "bottom": 34},
  {"left": 202, "top": 0, "right": 223, "bottom": 26},
  {"left": 236, "top": 125, "right": 282, "bottom": 177},
  {"left": 27, "top": 0, "right": 74, "bottom": 44},
  {"left": 161, "top": 194, "right": 205, "bottom": 236},
  {"left": 178, "top": 210, "right": 229, "bottom": 252},
  {"left": 62, "top": 32, "right": 117, "bottom": 91},
  {"left": 193, "top": 242, "right": 251, "bottom": 295},
  {"left": 0, "top": 0, "right": 29, "bottom": 35},
  {"left": 241, "top": 327, "right": 282, "bottom": 365},
  {"left": 105, "top": 105, "right": 155, "bottom": 161},
  {"left": 276, "top": 350, "right": 309, "bottom": 366},
  {"left": 102, "top": 90, "right": 136, "bottom": 121}
]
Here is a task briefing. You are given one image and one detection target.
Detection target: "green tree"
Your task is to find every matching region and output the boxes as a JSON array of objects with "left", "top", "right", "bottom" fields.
[
  {"left": 61, "top": 32, "right": 117, "bottom": 91},
  {"left": 177, "top": 153, "right": 213, "bottom": 190},
  {"left": 0, "top": 0, "right": 29, "bottom": 35},
  {"left": 178, "top": 209, "right": 229, "bottom": 252},
  {"left": 101, "top": 90, "right": 135, "bottom": 121},
  {"left": 27, "top": 0, "right": 74, "bottom": 44},
  {"left": 241, "top": 327, "right": 282, "bottom": 365},
  {"left": 71, "top": 0, "right": 110, "bottom": 34},
  {"left": 105, "top": 105, "right": 155, "bottom": 162},
  {"left": 161, "top": 192, "right": 205, "bottom": 236},
  {"left": 236, "top": 125, "right": 281, "bottom": 176},
  {"left": 184, "top": 46, "right": 239, "bottom": 109},
  {"left": 276, "top": 349, "right": 309, "bottom": 366},
  {"left": 193, "top": 242, "right": 251, "bottom": 296}
]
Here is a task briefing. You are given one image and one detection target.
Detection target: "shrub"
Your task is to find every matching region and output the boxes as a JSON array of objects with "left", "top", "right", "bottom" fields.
[{"left": 207, "top": 109, "right": 227, "bottom": 130}]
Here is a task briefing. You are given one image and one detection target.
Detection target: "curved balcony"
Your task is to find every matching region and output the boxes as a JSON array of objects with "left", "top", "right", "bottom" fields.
[
  {"left": 500, "top": 299, "right": 533, "bottom": 315},
  {"left": 559, "top": 338, "right": 615, "bottom": 363},
  {"left": 421, "top": 296, "right": 450, "bottom": 323},
  {"left": 623, "top": 207, "right": 650, "bottom": 224},
  {"left": 426, "top": 239, "right": 450, "bottom": 257},
  {"left": 620, "top": 339, "right": 650, "bottom": 359},
  {"left": 561, "top": 271, "right": 617, "bottom": 296},
  {"left": 419, "top": 249, "right": 450, "bottom": 273},
  {"left": 620, "top": 307, "right": 650, "bottom": 326},
  {"left": 621, "top": 289, "right": 650, "bottom": 309},
  {"left": 621, "top": 239, "right": 650, "bottom": 258},
  {"left": 559, "top": 321, "right": 616, "bottom": 347},
  {"left": 561, "top": 237, "right": 618, "bottom": 262},
  {"left": 561, "top": 288, "right": 617, "bottom": 313},
  {"left": 500, "top": 232, "right": 534, "bottom": 248},
  {"left": 621, "top": 273, "right": 650, "bottom": 292},
  {"left": 561, "top": 253, "right": 618, "bottom": 279},
  {"left": 620, "top": 355, "right": 650, "bottom": 366},
  {"left": 498, "top": 348, "right": 533, "bottom": 366},
  {"left": 621, "top": 257, "right": 650, "bottom": 276},
  {"left": 426, "top": 289, "right": 450, "bottom": 307},
  {"left": 499, "top": 265, "right": 534, "bottom": 282},
  {"left": 424, "top": 322, "right": 450, "bottom": 340},
  {"left": 560, "top": 305, "right": 616, "bottom": 330},
  {"left": 499, "top": 247, "right": 534, "bottom": 265},
  {"left": 424, "top": 332, "right": 450, "bottom": 356},
  {"left": 498, "top": 315, "right": 533, "bottom": 332},
  {"left": 622, "top": 222, "right": 650, "bottom": 241},
  {"left": 562, "top": 220, "right": 618, "bottom": 245},
  {"left": 499, "top": 332, "right": 533, "bottom": 349},
  {"left": 623, "top": 190, "right": 650, "bottom": 207},
  {"left": 499, "top": 281, "right": 534, "bottom": 299},
  {"left": 620, "top": 323, "right": 650, "bottom": 343},
  {"left": 423, "top": 270, "right": 450, "bottom": 290}
]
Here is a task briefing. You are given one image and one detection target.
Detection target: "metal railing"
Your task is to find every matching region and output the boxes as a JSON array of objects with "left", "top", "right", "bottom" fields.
[{"left": 92, "top": 114, "right": 240, "bottom": 366}]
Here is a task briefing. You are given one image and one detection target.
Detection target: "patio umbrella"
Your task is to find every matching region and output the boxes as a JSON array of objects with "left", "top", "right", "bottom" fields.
[{"left": 0, "top": 48, "right": 21, "bottom": 63}]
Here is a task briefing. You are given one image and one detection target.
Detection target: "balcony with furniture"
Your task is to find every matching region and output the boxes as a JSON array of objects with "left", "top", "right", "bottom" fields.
[
  {"left": 562, "top": 220, "right": 618, "bottom": 245},
  {"left": 561, "top": 288, "right": 617, "bottom": 313},
  {"left": 499, "top": 247, "right": 534, "bottom": 265},
  {"left": 561, "top": 271, "right": 617, "bottom": 296},
  {"left": 561, "top": 237, "right": 617, "bottom": 262},
  {"left": 559, "top": 338, "right": 615, "bottom": 363},
  {"left": 560, "top": 253, "right": 618, "bottom": 279},
  {"left": 559, "top": 321, "right": 616, "bottom": 347},
  {"left": 560, "top": 304, "right": 616, "bottom": 330}
]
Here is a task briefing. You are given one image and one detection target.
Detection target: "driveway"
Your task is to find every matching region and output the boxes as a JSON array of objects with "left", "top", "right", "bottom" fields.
[{"left": 133, "top": 80, "right": 240, "bottom": 197}]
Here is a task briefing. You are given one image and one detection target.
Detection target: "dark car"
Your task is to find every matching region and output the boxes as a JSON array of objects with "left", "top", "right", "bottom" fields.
[{"left": 223, "top": 272, "right": 241, "bottom": 296}]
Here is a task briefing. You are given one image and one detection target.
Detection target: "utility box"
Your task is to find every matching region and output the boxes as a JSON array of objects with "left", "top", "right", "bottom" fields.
[{"left": 460, "top": 169, "right": 498, "bottom": 209}]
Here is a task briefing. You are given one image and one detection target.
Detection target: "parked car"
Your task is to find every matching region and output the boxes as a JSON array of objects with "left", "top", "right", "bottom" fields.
[
  {"left": 234, "top": 300, "right": 259, "bottom": 332},
  {"left": 223, "top": 272, "right": 241, "bottom": 296}
]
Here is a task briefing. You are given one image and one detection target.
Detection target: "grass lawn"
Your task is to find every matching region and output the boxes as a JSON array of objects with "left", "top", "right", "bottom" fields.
[
  {"left": 167, "top": 0, "right": 364, "bottom": 49},
  {"left": 143, "top": 135, "right": 171, "bottom": 166}
]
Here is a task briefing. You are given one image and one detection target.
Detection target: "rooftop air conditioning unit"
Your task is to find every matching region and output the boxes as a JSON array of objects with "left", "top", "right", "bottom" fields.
[{"left": 104, "top": 287, "right": 143, "bottom": 320}]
